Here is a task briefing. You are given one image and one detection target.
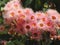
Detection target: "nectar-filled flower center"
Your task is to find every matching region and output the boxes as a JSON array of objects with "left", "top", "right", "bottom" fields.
[
  {"left": 52, "top": 16, "right": 56, "bottom": 20},
  {"left": 10, "top": 12, "right": 15, "bottom": 16},
  {"left": 39, "top": 23, "right": 44, "bottom": 27},
  {"left": 26, "top": 25, "right": 30, "bottom": 29}
]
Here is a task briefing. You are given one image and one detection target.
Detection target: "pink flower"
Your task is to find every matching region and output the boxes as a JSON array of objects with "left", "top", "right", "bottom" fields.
[
  {"left": 17, "top": 8, "right": 24, "bottom": 15},
  {"left": 58, "top": 15, "right": 60, "bottom": 22},
  {"left": 3, "top": 9, "right": 16, "bottom": 19},
  {"left": 3, "top": 0, "right": 60, "bottom": 39},
  {"left": 30, "top": 21, "right": 37, "bottom": 29},
  {"left": 0, "top": 25, "right": 5, "bottom": 32},
  {"left": 16, "top": 26, "right": 27, "bottom": 35},
  {"left": 16, "top": 18, "right": 26, "bottom": 26},
  {"left": 47, "top": 9, "right": 59, "bottom": 22},
  {"left": 40, "top": 13, "right": 49, "bottom": 22},
  {"left": 4, "top": 18, "right": 13, "bottom": 25},
  {"left": 30, "top": 29, "right": 41, "bottom": 40},
  {"left": 35, "top": 12, "right": 48, "bottom": 23},
  {"left": 37, "top": 20, "right": 47, "bottom": 30},
  {"left": 56, "top": 22, "right": 60, "bottom": 29},
  {"left": 50, "top": 28, "right": 56, "bottom": 36},
  {"left": 17, "top": 13, "right": 27, "bottom": 21},
  {"left": 12, "top": 0, "right": 22, "bottom": 10},
  {"left": 35, "top": 11, "right": 42, "bottom": 20},
  {"left": 45, "top": 20, "right": 54, "bottom": 29},
  {"left": 4, "top": 2, "right": 12, "bottom": 11},
  {"left": 16, "top": 18, "right": 27, "bottom": 35},
  {"left": 24, "top": 24, "right": 31, "bottom": 32},
  {"left": 8, "top": 28, "right": 16, "bottom": 35},
  {"left": 27, "top": 14, "right": 36, "bottom": 22},
  {"left": 23, "top": 21, "right": 37, "bottom": 32},
  {"left": 4, "top": 0, "right": 22, "bottom": 11},
  {"left": 24, "top": 8, "right": 34, "bottom": 15}
]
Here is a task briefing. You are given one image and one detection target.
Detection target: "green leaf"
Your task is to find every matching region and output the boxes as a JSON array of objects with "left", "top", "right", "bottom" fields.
[
  {"left": 44, "top": 3, "right": 49, "bottom": 8},
  {"left": 0, "top": 0, "right": 9, "bottom": 9},
  {"left": 6, "top": 41, "right": 15, "bottom": 45},
  {"left": 35, "top": 0, "right": 41, "bottom": 9},
  {"left": 0, "top": 29, "right": 8, "bottom": 34},
  {"left": 0, "top": 18, "right": 3, "bottom": 24},
  {"left": 23, "top": 0, "right": 32, "bottom": 7},
  {"left": 57, "top": 29, "right": 60, "bottom": 35},
  {"left": 13, "top": 40, "right": 21, "bottom": 45},
  {"left": 1, "top": 7, "right": 4, "bottom": 11}
]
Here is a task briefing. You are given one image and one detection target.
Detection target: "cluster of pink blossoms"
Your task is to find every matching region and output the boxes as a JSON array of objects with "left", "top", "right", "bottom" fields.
[{"left": 3, "top": 0, "right": 60, "bottom": 40}]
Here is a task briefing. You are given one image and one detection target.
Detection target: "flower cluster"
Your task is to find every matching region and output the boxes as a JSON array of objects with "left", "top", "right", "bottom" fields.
[{"left": 3, "top": 0, "right": 60, "bottom": 40}]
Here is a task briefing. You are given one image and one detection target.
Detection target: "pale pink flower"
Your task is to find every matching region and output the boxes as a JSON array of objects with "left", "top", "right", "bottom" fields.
[
  {"left": 27, "top": 14, "right": 36, "bottom": 22},
  {"left": 4, "top": 0, "right": 22, "bottom": 11},
  {"left": 24, "top": 8, "right": 34, "bottom": 15},
  {"left": 56, "top": 22, "right": 60, "bottom": 29},
  {"left": 47, "top": 9, "right": 60, "bottom": 22},
  {"left": 35, "top": 11, "right": 42, "bottom": 20},
  {"left": 37, "top": 20, "right": 47, "bottom": 30},
  {"left": 35, "top": 12, "right": 48, "bottom": 22},
  {"left": 58, "top": 15, "right": 60, "bottom": 22},
  {"left": 17, "top": 8, "right": 24, "bottom": 15},
  {"left": 17, "top": 13, "right": 28, "bottom": 22},
  {"left": 47, "top": 9, "right": 59, "bottom": 15},
  {"left": 12, "top": 0, "right": 22, "bottom": 10},
  {"left": 3, "top": 10, "right": 16, "bottom": 19},
  {"left": 4, "top": 2, "right": 12, "bottom": 11},
  {"left": 30, "top": 21, "right": 37, "bottom": 29}
]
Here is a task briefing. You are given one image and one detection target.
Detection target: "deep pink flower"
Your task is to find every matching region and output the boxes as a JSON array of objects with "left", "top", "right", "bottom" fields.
[
  {"left": 0, "top": 25, "right": 5, "bottom": 32},
  {"left": 30, "top": 29, "right": 41, "bottom": 40},
  {"left": 16, "top": 26, "right": 27, "bottom": 35},
  {"left": 49, "top": 28, "right": 56, "bottom": 36},
  {"left": 45, "top": 20, "right": 54, "bottom": 29},
  {"left": 16, "top": 18, "right": 27, "bottom": 35}
]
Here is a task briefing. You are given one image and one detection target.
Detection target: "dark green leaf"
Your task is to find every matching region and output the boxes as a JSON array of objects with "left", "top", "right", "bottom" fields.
[
  {"left": 22, "top": 0, "right": 32, "bottom": 7},
  {"left": 6, "top": 41, "right": 15, "bottom": 45}
]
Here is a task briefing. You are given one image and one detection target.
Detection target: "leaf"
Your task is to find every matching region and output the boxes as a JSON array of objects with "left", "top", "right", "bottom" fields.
[
  {"left": 0, "top": 18, "right": 3, "bottom": 24},
  {"left": 35, "top": 0, "right": 41, "bottom": 9},
  {"left": 0, "top": 29, "right": 8, "bottom": 34},
  {"left": 31, "top": 0, "right": 42, "bottom": 11},
  {"left": 22, "top": 0, "right": 32, "bottom": 7},
  {"left": 13, "top": 40, "right": 22, "bottom": 45},
  {"left": 6, "top": 41, "right": 15, "bottom": 45},
  {"left": 0, "top": 0, "right": 9, "bottom": 11},
  {"left": 57, "top": 29, "right": 60, "bottom": 35}
]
